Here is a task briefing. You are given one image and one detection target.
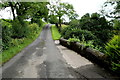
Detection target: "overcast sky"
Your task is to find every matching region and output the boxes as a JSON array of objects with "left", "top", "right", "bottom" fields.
[
  {"left": 0, "top": 0, "right": 107, "bottom": 19},
  {"left": 61, "top": 0, "right": 107, "bottom": 18}
]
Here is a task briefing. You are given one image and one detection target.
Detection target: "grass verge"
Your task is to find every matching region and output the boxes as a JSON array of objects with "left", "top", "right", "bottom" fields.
[
  {"left": 51, "top": 25, "right": 61, "bottom": 40},
  {"left": 0, "top": 22, "right": 47, "bottom": 65}
]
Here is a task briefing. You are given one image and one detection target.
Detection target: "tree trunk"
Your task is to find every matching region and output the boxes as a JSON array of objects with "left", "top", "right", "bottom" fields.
[
  {"left": 59, "top": 16, "right": 61, "bottom": 27},
  {"left": 58, "top": 16, "right": 61, "bottom": 31},
  {"left": 9, "top": 2, "right": 16, "bottom": 20}
]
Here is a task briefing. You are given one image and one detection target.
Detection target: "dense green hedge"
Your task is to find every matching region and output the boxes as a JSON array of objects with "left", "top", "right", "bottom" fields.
[
  {"left": 60, "top": 13, "right": 120, "bottom": 73},
  {"left": 61, "top": 27, "right": 96, "bottom": 41},
  {"left": 28, "top": 23, "right": 39, "bottom": 34},
  {"left": 1, "top": 19, "right": 46, "bottom": 64},
  {"left": 1, "top": 20, "right": 12, "bottom": 50},
  {"left": 12, "top": 19, "right": 29, "bottom": 38}
]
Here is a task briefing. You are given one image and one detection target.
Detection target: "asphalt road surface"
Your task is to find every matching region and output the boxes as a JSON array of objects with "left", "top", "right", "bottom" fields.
[{"left": 1, "top": 24, "right": 119, "bottom": 79}]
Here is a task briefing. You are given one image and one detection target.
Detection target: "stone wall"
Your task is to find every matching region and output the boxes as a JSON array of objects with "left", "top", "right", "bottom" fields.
[{"left": 59, "top": 38, "right": 111, "bottom": 71}]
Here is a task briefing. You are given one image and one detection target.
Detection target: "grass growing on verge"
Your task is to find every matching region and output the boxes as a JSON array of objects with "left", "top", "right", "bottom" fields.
[
  {"left": 0, "top": 22, "right": 47, "bottom": 65},
  {"left": 51, "top": 25, "right": 61, "bottom": 40}
]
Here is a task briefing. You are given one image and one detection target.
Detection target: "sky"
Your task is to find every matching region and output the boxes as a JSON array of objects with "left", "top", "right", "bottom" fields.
[
  {"left": 0, "top": 0, "right": 107, "bottom": 19},
  {"left": 61, "top": 0, "right": 107, "bottom": 18}
]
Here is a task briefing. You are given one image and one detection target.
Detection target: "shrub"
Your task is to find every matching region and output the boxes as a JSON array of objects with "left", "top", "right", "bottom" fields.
[
  {"left": 31, "top": 18, "right": 43, "bottom": 27},
  {"left": 68, "top": 36, "right": 101, "bottom": 51},
  {"left": 48, "top": 15, "right": 58, "bottom": 24},
  {"left": 0, "top": 21, "right": 1, "bottom": 52},
  {"left": 38, "top": 19, "right": 43, "bottom": 27},
  {"left": 68, "top": 37, "right": 80, "bottom": 43},
  {"left": 105, "top": 35, "right": 120, "bottom": 72},
  {"left": 11, "top": 38, "right": 25, "bottom": 47},
  {"left": 28, "top": 23, "right": 39, "bottom": 34},
  {"left": 113, "top": 19, "right": 120, "bottom": 35},
  {"left": 78, "top": 13, "right": 113, "bottom": 46},
  {"left": 61, "top": 26, "right": 72, "bottom": 36},
  {"left": 62, "top": 28, "right": 97, "bottom": 41},
  {"left": 93, "top": 29, "right": 113, "bottom": 45},
  {"left": 12, "top": 19, "right": 29, "bottom": 38},
  {"left": 113, "top": 19, "right": 120, "bottom": 30},
  {"left": 69, "top": 19, "right": 79, "bottom": 28},
  {"left": 1, "top": 20, "right": 12, "bottom": 50}
]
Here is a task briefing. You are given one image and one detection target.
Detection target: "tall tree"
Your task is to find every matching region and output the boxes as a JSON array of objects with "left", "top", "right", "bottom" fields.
[
  {"left": 0, "top": 2, "right": 49, "bottom": 38},
  {"left": 101, "top": 1, "right": 120, "bottom": 19},
  {"left": 48, "top": 14, "right": 58, "bottom": 24},
  {"left": 79, "top": 13, "right": 113, "bottom": 45},
  {"left": 0, "top": 2, "right": 49, "bottom": 21},
  {"left": 49, "top": 0, "right": 78, "bottom": 28}
]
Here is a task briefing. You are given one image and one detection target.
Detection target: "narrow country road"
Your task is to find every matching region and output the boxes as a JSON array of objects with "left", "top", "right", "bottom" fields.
[
  {"left": 1, "top": 24, "right": 83, "bottom": 78},
  {"left": 1, "top": 24, "right": 119, "bottom": 79}
]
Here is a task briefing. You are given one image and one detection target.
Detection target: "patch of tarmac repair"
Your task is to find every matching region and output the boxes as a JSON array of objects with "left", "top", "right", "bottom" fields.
[
  {"left": 37, "top": 62, "right": 47, "bottom": 78},
  {"left": 20, "top": 53, "right": 47, "bottom": 78}
]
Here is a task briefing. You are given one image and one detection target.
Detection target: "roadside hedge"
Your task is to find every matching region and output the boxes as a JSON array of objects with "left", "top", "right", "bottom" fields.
[
  {"left": 1, "top": 20, "right": 12, "bottom": 50},
  {"left": 61, "top": 27, "right": 97, "bottom": 41}
]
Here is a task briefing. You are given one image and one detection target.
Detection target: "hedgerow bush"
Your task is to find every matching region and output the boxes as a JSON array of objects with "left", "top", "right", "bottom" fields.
[
  {"left": 105, "top": 35, "right": 120, "bottom": 72},
  {"left": 80, "top": 15, "right": 113, "bottom": 45},
  {"left": 28, "top": 23, "right": 39, "bottom": 34},
  {"left": 31, "top": 18, "right": 43, "bottom": 27},
  {"left": 69, "top": 19, "right": 79, "bottom": 27},
  {"left": 1, "top": 20, "right": 12, "bottom": 50},
  {"left": 12, "top": 19, "right": 29, "bottom": 38},
  {"left": 61, "top": 27, "right": 97, "bottom": 41},
  {"left": 39, "top": 19, "right": 43, "bottom": 27}
]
